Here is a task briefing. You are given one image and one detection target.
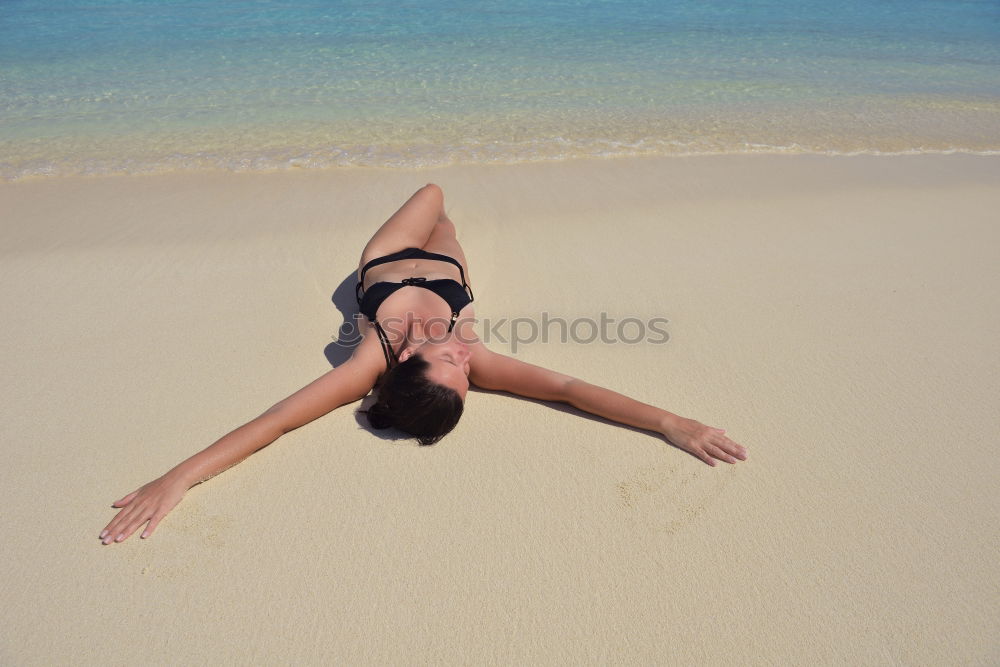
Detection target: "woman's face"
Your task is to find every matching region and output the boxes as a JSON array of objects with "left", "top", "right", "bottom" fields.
[{"left": 400, "top": 332, "right": 471, "bottom": 398}]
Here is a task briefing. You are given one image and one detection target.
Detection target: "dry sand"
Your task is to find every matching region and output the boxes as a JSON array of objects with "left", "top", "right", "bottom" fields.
[{"left": 1, "top": 154, "right": 998, "bottom": 664}]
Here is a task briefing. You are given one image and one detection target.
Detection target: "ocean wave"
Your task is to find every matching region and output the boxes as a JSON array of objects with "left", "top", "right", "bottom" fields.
[{"left": 4, "top": 136, "right": 1000, "bottom": 181}]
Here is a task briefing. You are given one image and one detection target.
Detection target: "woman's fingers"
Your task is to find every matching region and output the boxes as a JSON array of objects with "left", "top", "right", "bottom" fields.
[
  {"left": 717, "top": 435, "right": 748, "bottom": 461},
  {"left": 705, "top": 429, "right": 747, "bottom": 461},
  {"left": 100, "top": 508, "right": 129, "bottom": 542},
  {"left": 102, "top": 489, "right": 143, "bottom": 540},
  {"left": 104, "top": 508, "right": 148, "bottom": 543},
  {"left": 694, "top": 447, "right": 717, "bottom": 466},
  {"left": 101, "top": 474, "right": 187, "bottom": 545},
  {"left": 101, "top": 498, "right": 152, "bottom": 543},
  {"left": 101, "top": 507, "right": 137, "bottom": 544},
  {"left": 112, "top": 489, "right": 140, "bottom": 507},
  {"left": 704, "top": 443, "right": 736, "bottom": 464},
  {"left": 120, "top": 513, "right": 152, "bottom": 543},
  {"left": 117, "top": 507, "right": 149, "bottom": 542},
  {"left": 664, "top": 418, "right": 746, "bottom": 466},
  {"left": 142, "top": 513, "right": 165, "bottom": 539},
  {"left": 700, "top": 433, "right": 747, "bottom": 465}
]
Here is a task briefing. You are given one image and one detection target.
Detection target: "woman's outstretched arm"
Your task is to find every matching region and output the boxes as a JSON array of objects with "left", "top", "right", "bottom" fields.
[
  {"left": 100, "top": 345, "right": 382, "bottom": 545},
  {"left": 469, "top": 346, "right": 747, "bottom": 466}
]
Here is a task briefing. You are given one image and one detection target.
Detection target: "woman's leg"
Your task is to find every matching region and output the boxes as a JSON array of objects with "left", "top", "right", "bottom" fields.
[
  {"left": 421, "top": 211, "right": 472, "bottom": 285},
  {"left": 358, "top": 184, "right": 446, "bottom": 276}
]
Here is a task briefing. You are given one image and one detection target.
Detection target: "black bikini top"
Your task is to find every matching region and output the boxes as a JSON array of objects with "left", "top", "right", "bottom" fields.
[{"left": 356, "top": 247, "right": 475, "bottom": 370}]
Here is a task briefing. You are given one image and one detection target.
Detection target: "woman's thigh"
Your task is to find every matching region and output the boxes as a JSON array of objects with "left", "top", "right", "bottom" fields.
[
  {"left": 357, "top": 184, "right": 444, "bottom": 276},
  {"left": 422, "top": 214, "right": 472, "bottom": 285}
]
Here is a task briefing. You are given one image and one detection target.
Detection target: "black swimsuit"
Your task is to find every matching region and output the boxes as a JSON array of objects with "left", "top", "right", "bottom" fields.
[{"left": 356, "top": 247, "right": 474, "bottom": 370}]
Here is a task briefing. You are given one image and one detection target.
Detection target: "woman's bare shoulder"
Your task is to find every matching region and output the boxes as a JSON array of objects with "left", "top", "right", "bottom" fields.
[
  {"left": 350, "top": 325, "right": 390, "bottom": 373},
  {"left": 467, "top": 340, "right": 572, "bottom": 400}
]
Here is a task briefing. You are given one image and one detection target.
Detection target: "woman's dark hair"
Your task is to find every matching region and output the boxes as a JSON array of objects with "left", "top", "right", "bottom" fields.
[{"left": 363, "top": 353, "right": 464, "bottom": 445}]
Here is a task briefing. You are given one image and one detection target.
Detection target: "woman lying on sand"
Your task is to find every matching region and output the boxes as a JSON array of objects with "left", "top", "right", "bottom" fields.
[{"left": 100, "top": 184, "right": 747, "bottom": 545}]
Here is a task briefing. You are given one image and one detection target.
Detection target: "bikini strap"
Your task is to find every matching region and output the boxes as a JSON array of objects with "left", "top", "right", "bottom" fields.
[
  {"left": 372, "top": 320, "right": 399, "bottom": 371},
  {"left": 358, "top": 248, "right": 471, "bottom": 290}
]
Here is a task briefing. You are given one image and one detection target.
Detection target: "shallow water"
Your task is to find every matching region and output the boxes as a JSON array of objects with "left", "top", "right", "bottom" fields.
[{"left": 2, "top": 0, "right": 999, "bottom": 178}]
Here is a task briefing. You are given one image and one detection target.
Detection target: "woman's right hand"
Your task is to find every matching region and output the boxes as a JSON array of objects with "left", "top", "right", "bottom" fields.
[
  {"left": 100, "top": 472, "right": 189, "bottom": 545},
  {"left": 660, "top": 416, "right": 748, "bottom": 466}
]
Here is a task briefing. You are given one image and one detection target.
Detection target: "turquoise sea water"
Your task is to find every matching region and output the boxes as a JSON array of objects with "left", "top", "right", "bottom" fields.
[{"left": 2, "top": 0, "right": 999, "bottom": 178}]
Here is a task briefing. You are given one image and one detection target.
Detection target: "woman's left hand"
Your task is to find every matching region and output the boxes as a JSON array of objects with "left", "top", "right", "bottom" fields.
[
  {"left": 100, "top": 471, "right": 189, "bottom": 544},
  {"left": 661, "top": 416, "right": 748, "bottom": 466}
]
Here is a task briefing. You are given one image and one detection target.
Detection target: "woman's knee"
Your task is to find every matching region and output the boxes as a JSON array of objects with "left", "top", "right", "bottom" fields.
[{"left": 418, "top": 183, "right": 443, "bottom": 205}]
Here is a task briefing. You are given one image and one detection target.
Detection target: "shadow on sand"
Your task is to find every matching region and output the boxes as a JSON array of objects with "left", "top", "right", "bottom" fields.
[{"left": 324, "top": 270, "right": 415, "bottom": 445}]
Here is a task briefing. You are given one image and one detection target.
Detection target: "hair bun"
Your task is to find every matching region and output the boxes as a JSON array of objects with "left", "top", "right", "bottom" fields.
[{"left": 365, "top": 400, "right": 393, "bottom": 430}]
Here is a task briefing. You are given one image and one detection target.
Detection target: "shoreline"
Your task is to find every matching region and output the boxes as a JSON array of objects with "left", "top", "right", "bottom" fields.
[{"left": 6, "top": 144, "right": 1000, "bottom": 184}]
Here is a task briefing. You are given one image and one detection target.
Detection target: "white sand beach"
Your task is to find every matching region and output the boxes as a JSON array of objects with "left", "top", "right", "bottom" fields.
[{"left": 1, "top": 154, "right": 998, "bottom": 664}]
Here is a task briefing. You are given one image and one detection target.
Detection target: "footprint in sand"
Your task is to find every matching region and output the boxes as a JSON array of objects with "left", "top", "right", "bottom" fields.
[
  {"left": 616, "top": 461, "right": 733, "bottom": 534},
  {"left": 122, "top": 505, "right": 232, "bottom": 578}
]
